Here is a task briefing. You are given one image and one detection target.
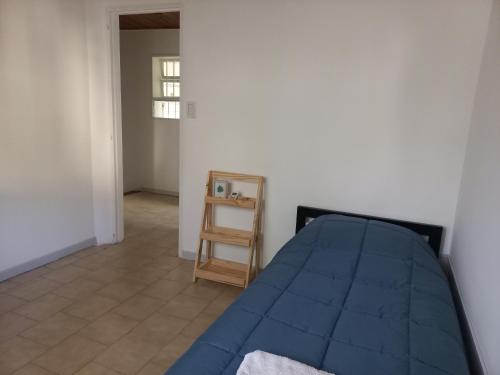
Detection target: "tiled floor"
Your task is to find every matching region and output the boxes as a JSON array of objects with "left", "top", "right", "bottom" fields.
[{"left": 0, "top": 192, "right": 241, "bottom": 375}]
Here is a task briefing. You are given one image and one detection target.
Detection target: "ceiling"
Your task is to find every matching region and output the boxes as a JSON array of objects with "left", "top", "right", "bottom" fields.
[{"left": 119, "top": 12, "right": 180, "bottom": 30}]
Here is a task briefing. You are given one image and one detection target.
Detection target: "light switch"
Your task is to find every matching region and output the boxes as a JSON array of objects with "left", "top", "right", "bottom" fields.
[{"left": 187, "top": 101, "right": 196, "bottom": 119}]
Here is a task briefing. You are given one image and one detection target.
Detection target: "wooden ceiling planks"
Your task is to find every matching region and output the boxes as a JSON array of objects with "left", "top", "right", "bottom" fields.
[{"left": 119, "top": 12, "right": 180, "bottom": 30}]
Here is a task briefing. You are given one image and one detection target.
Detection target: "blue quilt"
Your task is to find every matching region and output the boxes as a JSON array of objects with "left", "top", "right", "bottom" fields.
[{"left": 166, "top": 215, "right": 468, "bottom": 375}]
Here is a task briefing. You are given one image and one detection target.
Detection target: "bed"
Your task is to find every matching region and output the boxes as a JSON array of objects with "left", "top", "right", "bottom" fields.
[{"left": 166, "top": 206, "right": 468, "bottom": 375}]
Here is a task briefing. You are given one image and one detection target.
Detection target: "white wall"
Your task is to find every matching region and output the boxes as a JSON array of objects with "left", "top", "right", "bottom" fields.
[
  {"left": 84, "top": 1, "right": 492, "bottom": 263},
  {"left": 180, "top": 0, "right": 492, "bottom": 264},
  {"left": 0, "top": 0, "right": 94, "bottom": 279},
  {"left": 120, "top": 29, "right": 180, "bottom": 194},
  {"left": 451, "top": 1, "right": 500, "bottom": 373}
]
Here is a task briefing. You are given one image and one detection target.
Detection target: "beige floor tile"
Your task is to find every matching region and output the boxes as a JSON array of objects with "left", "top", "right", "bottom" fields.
[
  {"left": 158, "top": 294, "right": 210, "bottom": 321},
  {"left": 141, "top": 279, "right": 190, "bottom": 301},
  {"left": 72, "top": 254, "right": 110, "bottom": 271},
  {"left": 79, "top": 313, "right": 138, "bottom": 346},
  {"left": 122, "top": 266, "right": 169, "bottom": 285},
  {"left": 181, "top": 312, "right": 219, "bottom": 339},
  {"left": 21, "top": 313, "right": 88, "bottom": 347},
  {"left": 108, "top": 256, "right": 154, "bottom": 272},
  {"left": 96, "top": 336, "right": 160, "bottom": 375},
  {"left": 0, "top": 293, "right": 26, "bottom": 314},
  {"left": 12, "top": 363, "right": 56, "bottom": 375},
  {"left": 128, "top": 313, "right": 189, "bottom": 347},
  {"left": 164, "top": 247, "right": 179, "bottom": 257},
  {"left": 0, "top": 336, "right": 47, "bottom": 374},
  {"left": 112, "top": 236, "right": 144, "bottom": 250},
  {"left": 52, "top": 278, "right": 104, "bottom": 300},
  {"left": 74, "top": 362, "right": 121, "bottom": 375},
  {"left": 148, "top": 256, "right": 183, "bottom": 272},
  {"left": 0, "top": 280, "right": 21, "bottom": 294},
  {"left": 45, "top": 256, "right": 78, "bottom": 270},
  {"left": 10, "top": 268, "right": 51, "bottom": 285},
  {"left": 99, "top": 246, "right": 129, "bottom": 259},
  {"left": 42, "top": 266, "right": 88, "bottom": 284},
  {"left": 64, "top": 294, "right": 119, "bottom": 321},
  {"left": 221, "top": 284, "right": 244, "bottom": 299},
  {"left": 144, "top": 230, "right": 178, "bottom": 246},
  {"left": 129, "top": 246, "right": 168, "bottom": 259},
  {"left": 0, "top": 312, "right": 38, "bottom": 343},
  {"left": 97, "top": 279, "right": 147, "bottom": 302},
  {"left": 203, "top": 292, "right": 239, "bottom": 315},
  {"left": 15, "top": 294, "right": 72, "bottom": 321},
  {"left": 137, "top": 362, "right": 167, "bottom": 375},
  {"left": 74, "top": 246, "right": 107, "bottom": 259},
  {"left": 175, "top": 260, "right": 195, "bottom": 271},
  {"left": 148, "top": 240, "right": 178, "bottom": 253},
  {"left": 113, "top": 294, "right": 164, "bottom": 321},
  {"left": 7, "top": 278, "right": 60, "bottom": 301},
  {"left": 164, "top": 267, "right": 193, "bottom": 283},
  {"left": 151, "top": 334, "right": 195, "bottom": 368},
  {"left": 34, "top": 335, "right": 105, "bottom": 375},
  {"left": 181, "top": 281, "right": 224, "bottom": 301},
  {"left": 114, "top": 241, "right": 141, "bottom": 253},
  {"left": 84, "top": 268, "right": 126, "bottom": 284},
  {"left": 147, "top": 226, "right": 177, "bottom": 237}
]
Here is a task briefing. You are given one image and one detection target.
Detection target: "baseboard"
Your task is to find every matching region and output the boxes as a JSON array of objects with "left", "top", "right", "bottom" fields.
[
  {"left": 124, "top": 190, "right": 141, "bottom": 196},
  {"left": 180, "top": 250, "right": 196, "bottom": 261},
  {"left": 0, "top": 237, "right": 97, "bottom": 282},
  {"left": 139, "top": 187, "right": 179, "bottom": 197},
  {"left": 442, "top": 255, "right": 486, "bottom": 375}
]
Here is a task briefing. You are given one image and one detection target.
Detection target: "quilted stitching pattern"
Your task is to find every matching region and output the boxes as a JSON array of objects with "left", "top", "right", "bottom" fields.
[{"left": 166, "top": 215, "right": 468, "bottom": 375}]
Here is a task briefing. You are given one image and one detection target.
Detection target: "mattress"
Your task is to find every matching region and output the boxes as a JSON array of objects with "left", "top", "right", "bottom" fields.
[{"left": 166, "top": 215, "right": 468, "bottom": 375}]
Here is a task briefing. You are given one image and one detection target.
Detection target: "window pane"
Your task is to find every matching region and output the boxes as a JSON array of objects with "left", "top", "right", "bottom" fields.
[
  {"left": 167, "top": 82, "right": 174, "bottom": 97},
  {"left": 174, "top": 61, "right": 180, "bottom": 76},
  {"left": 168, "top": 102, "right": 174, "bottom": 118},
  {"left": 153, "top": 100, "right": 180, "bottom": 119},
  {"left": 153, "top": 100, "right": 163, "bottom": 118},
  {"left": 161, "top": 81, "right": 180, "bottom": 98},
  {"left": 162, "top": 61, "right": 168, "bottom": 78},
  {"left": 167, "top": 61, "right": 174, "bottom": 77}
]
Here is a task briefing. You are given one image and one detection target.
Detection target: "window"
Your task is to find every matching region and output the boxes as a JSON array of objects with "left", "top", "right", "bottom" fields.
[{"left": 152, "top": 57, "right": 180, "bottom": 119}]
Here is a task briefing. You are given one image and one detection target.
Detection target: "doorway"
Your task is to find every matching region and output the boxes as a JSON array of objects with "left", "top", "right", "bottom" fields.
[{"left": 117, "top": 11, "right": 181, "bottom": 247}]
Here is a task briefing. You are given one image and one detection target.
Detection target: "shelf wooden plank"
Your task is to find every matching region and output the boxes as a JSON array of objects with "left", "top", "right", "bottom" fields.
[
  {"left": 195, "top": 258, "right": 251, "bottom": 287},
  {"left": 211, "top": 170, "right": 263, "bottom": 182},
  {"left": 200, "top": 226, "right": 253, "bottom": 247},
  {"left": 205, "top": 196, "right": 256, "bottom": 209}
]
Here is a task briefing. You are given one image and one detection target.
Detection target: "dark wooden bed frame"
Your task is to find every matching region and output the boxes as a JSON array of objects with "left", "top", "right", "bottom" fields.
[
  {"left": 296, "top": 205, "right": 444, "bottom": 256},
  {"left": 295, "top": 205, "right": 488, "bottom": 374}
]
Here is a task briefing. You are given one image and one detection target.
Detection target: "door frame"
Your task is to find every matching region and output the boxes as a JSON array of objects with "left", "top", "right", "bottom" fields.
[{"left": 107, "top": 2, "right": 182, "bottom": 246}]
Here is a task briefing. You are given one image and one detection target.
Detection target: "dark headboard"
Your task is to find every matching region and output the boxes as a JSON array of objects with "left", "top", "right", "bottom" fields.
[{"left": 296, "top": 206, "right": 444, "bottom": 256}]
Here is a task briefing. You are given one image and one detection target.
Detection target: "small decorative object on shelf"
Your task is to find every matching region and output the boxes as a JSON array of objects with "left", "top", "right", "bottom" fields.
[
  {"left": 193, "top": 171, "right": 265, "bottom": 288},
  {"left": 213, "top": 180, "right": 228, "bottom": 198}
]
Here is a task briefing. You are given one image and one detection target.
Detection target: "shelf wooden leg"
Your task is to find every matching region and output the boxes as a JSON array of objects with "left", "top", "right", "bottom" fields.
[
  {"left": 245, "top": 242, "right": 256, "bottom": 288},
  {"left": 207, "top": 240, "right": 213, "bottom": 260},
  {"left": 193, "top": 238, "right": 204, "bottom": 283},
  {"left": 255, "top": 235, "right": 261, "bottom": 275}
]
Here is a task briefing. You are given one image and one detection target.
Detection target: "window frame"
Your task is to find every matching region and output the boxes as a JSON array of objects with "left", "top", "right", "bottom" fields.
[{"left": 152, "top": 56, "right": 180, "bottom": 120}]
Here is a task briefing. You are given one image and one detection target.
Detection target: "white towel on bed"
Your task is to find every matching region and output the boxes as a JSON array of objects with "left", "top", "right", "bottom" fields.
[{"left": 236, "top": 350, "right": 334, "bottom": 375}]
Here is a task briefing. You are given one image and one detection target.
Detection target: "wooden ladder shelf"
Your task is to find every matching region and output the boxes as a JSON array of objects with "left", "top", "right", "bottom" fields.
[{"left": 193, "top": 171, "right": 264, "bottom": 288}]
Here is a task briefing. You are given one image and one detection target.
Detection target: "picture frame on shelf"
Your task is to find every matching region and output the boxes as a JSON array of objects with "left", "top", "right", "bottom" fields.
[{"left": 214, "top": 180, "right": 228, "bottom": 198}]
